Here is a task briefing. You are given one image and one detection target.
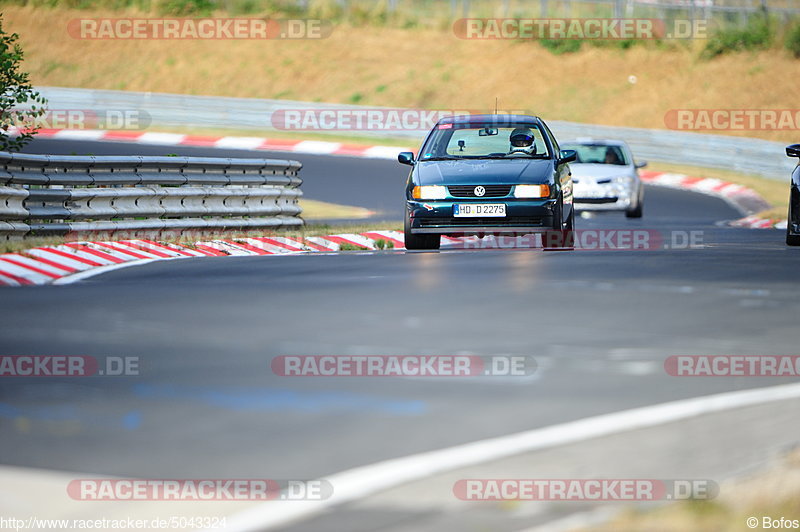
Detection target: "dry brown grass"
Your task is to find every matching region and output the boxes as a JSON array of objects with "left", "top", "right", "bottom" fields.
[
  {"left": 300, "top": 198, "right": 374, "bottom": 219},
  {"left": 0, "top": 198, "right": 380, "bottom": 253},
  {"left": 647, "top": 161, "right": 789, "bottom": 218},
  {"left": 0, "top": 220, "right": 402, "bottom": 253},
  {"left": 582, "top": 447, "right": 800, "bottom": 532},
  {"left": 5, "top": 6, "right": 800, "bottom": 143}
]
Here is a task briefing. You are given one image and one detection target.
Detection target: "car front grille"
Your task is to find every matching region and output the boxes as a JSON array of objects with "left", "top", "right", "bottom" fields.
[
  {"left": 448, "top": 185, "right": 513, "bottom": 198},
  {"left": 419, "top": 217, "right": 544, "bottom": 228}
]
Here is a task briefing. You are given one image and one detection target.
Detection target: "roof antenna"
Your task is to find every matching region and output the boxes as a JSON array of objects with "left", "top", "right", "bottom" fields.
[{"left": 494, "top": 97, "right": 498, "bottom": 115}]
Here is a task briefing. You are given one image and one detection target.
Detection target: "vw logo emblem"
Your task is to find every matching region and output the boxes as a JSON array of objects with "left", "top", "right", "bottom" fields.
[{"left": 474, "top": 186, "right": 486, "bottom": 197}]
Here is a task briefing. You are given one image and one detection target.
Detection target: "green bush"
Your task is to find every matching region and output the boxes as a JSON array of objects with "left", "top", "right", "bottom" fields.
[
  {"left": 538, "top": 38, "right": 582, "bottom": 55},
  {"left": 701, "top": 16, "right": 773, "bottom": 59},
  {"left": 785, "top": 22, "right": 800, "bottom": 58},
  {"left": 589, "top": 38, "right": 639, "bottom": 51},
  {"left": 159, "top": 0, "right": 214, "bottom": 16}
]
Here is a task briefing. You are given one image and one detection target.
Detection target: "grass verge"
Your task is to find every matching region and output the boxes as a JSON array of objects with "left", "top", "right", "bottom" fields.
[
  {"left": 300, "top": 198, "right": 376, "bottom": 220},
  {"left": 582, "top": 447, "right": 800, "bottom": 532},
  {"left": 7, "top": 6, "right": 800, "bottom": 144},
  {"left": 0, "top": 220, "right": 403, "bottom": 254},
  {"left": 647, "top": 161, "right": 788, "bottom": 219}
]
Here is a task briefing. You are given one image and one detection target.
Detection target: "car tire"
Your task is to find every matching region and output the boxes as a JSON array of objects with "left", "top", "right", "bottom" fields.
[
  {"left": 786, "top": 204, "right": 800, "bottom": 246},
  {"left": 552, "top": 195, "right": 564, "bottom": 230},
  {"left": 626, "top": 188, "right": 643, "bottom": 218},
  {"left": 565, "top": 203, "right": 575, "bottom": 231},
  {"left": 404, "top": 212, "right": 441, "bottom": 250},
  {"left": 545, "top": 196, "right": 574, "bottom": 249}
]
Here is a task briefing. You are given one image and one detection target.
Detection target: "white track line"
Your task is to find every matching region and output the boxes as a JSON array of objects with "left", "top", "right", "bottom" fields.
[
  {"left": 52, "top": 259, "right": 160, "bottom": 285},
  {"left": 219, "top": 382, "right": 800, "bottom": 531}
]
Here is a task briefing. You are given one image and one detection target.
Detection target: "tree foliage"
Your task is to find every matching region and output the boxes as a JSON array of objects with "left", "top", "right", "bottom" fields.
[{"left": 0, "top": 13, "right": 46, "bottom": 152}]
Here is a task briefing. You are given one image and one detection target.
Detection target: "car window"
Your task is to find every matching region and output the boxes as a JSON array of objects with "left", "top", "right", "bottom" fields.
[
  {"left": 562, "top": 144, "right": 629, "bottom": 165},
  {"left": 540, "top": 121, "right": 560, "bottom": 153},
  {"left": 420, "top": 124, "right": 551, "bottom": 159}
]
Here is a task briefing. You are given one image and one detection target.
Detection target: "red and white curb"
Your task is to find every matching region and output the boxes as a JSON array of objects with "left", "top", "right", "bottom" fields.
[
  {"left": 0, "top": 232, "right": 408, "bottom": 287},
  {"left": 728, "top": 215, "right": 788, "bottom": 230},
  {"left": 27, "top": 128, "right": 411, "bottom": 160},
  {"left": 640, "top": 171, "right": 783, "bottom": 228},
  {"left": 0, "top": 169, "right": 784, "bottom": 286}
]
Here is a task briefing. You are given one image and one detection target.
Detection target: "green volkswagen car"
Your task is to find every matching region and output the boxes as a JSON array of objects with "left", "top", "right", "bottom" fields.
[{"left": 398, "top": 114, "right": 576, "bottom": 250}]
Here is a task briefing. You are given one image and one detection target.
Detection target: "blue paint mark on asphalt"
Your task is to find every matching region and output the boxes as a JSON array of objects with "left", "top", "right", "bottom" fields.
[
  {"left": 122, "top": 411, "right": 142, "bottom": 430},
  {"left": 132, "top": 383, "right": 426, "bottom": 415},
  {"left": 0, "top": 402, "right": 142, "bottom": 430}
]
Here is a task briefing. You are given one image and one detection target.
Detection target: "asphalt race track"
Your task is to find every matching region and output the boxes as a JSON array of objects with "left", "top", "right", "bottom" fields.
[{"left": 1, "top": 139, "right": 798, "bottom": 529}]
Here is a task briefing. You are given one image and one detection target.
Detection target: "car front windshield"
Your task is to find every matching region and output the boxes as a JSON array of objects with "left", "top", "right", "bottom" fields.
[
  {"left": 563, "top": 143, "right": 629, "bottom": 166},
  {"left": 419, "top": 123, "right": 551, "bottom": 160}
]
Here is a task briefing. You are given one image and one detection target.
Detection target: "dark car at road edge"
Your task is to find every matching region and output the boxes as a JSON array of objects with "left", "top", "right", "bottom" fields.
[{"left": 786, "top": 144, "right": 800, "bottom": 246}]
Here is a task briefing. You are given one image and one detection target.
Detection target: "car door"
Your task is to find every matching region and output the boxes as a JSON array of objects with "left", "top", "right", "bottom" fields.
[{"left": 542, "top": 122, "right": 573, "bottom": 219}]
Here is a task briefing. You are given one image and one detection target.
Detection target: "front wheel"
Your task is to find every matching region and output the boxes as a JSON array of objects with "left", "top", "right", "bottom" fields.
[
  {"left": 552, "top": 195, "right": 565, "bottom": 230},
  {"left": 404, "top": 212, "right": 440, "bottom": 250},
  {"left": 626, "top": 188, "right": 643, "bottom": 218},
  {"left": 565, "top": 203, "right": 575, "bottom": 231}
]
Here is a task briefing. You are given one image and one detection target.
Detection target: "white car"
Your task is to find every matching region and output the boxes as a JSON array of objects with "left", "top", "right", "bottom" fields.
[{"left": 561, "top": 139, "right": 645, "bottom": 218}]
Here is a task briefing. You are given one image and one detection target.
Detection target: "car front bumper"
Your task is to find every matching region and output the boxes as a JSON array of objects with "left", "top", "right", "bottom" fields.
[
  {"left": 407, "top": 199, "right": 558, "bottom": 235},
  {"left": 573, "top": 183, "right": 635, "bottom": 212}
]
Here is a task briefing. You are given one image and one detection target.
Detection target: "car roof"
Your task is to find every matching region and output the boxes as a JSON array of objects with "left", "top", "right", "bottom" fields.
[{"left": 437, "top": 114, "right": 543, "bottom": 126}]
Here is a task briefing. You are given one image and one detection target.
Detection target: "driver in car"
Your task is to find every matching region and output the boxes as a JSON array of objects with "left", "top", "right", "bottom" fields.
[
  {"left": 604, "top": 148, "right": 623, "bottom": 165},
  {"left": 507, "top": 127, "right": 537, "bottom": 157}
]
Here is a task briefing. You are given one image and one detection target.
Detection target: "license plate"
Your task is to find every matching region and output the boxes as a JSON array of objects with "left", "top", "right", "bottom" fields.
[
  {"left": 575, "top": 187, "right": 607, "bottom": 198},
  {"left": 453, "top": 203, "right": 506, "bottom": 217}
]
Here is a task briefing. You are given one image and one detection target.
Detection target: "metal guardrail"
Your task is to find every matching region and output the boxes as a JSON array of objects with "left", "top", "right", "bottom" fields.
[
  {"left": 0, "top": 152, "right": 303, "bottom": 238},
  {"left": 548, "top": 120, "right": 796, "bottom": 180},
  {"left": 34, "top": 87, "right": 796, "bottom": 181}
]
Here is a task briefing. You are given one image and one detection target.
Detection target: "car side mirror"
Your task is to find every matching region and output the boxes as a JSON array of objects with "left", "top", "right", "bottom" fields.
[
  {"left": 398, "top": 151, "right": 415, "bottom": 165},
  {"left": 558, "top": 149, "right": 577, "bottom": 164},
  {"left": 635, "top": 160, "right": 648, "bottom": 169},
  {"left": 786, "top": 144, "right": 800, "bottom": 158}
]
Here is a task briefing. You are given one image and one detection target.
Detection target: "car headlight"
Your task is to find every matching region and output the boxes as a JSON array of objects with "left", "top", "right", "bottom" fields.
[
  {"left": 514, "top": 184, "right": 550, "bottom": 198},
  {"left": 612, "top": 176, "right": 634, "bottom": 186},
  {"left": 412, "top": 185, "right": 447, "bottom": 200}
]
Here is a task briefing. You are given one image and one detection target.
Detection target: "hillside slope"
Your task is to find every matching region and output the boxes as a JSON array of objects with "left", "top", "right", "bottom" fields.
[{"left": 5, "top": 6, "right": 800, "bottom": 142}]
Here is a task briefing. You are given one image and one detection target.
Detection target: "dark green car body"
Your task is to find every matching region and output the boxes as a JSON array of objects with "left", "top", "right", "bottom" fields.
[{"left": 398, "top": 114, "right": 576, "bottom": 249}]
